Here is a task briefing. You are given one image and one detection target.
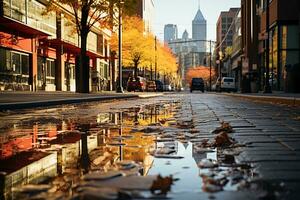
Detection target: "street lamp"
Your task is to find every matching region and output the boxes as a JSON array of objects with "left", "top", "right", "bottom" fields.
[
  {"left": 116, "top": 0, "right": 124, "bottom": 93},
  {"left": 154, "top": 36, "right": 157, "bottom": 81}
]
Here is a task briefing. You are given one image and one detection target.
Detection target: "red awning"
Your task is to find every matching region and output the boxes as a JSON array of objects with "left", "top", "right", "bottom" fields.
[{"left": 0, "top": 16, "right": 50, "bottom": 38}]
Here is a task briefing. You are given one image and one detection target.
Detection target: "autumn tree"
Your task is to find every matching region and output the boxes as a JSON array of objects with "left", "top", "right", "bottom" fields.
[
  {"left": 111, "top": 16, "right": 154, "bottom": 78},
  {"left": 111, "top": 16, "right": 178, "bottom": 81},
  {"left": 156, "top": 44, "right": 178, "bottom": 84},
  {"left": 185, "top": 66, "right": 216, "bottom": 86},
  {"left": 47, "top": 0, "right": 138, "bottom": 93}
]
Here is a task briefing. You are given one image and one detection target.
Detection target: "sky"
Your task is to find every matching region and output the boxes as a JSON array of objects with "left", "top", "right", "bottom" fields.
[{"left": 153, "top": 0, "right": 241, "bottom": 42}]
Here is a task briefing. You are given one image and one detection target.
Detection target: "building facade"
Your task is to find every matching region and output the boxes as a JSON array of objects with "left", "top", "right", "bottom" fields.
[
  {"left": 230, "top": 10, "right": 243, "bottom": 91},
  {"left": 0, "top": 0, "right": 111, "bottom": 92},
  {"left": 216, "top": 8, "right": 240, "bottom": 53},
  {"left": 136, "top": 0, "right": 155, "bottom": 33},
  {"left": 164, "top": 24, "right": 178, "bottom": 43},
  {"left": 240, "top": 0, "right": 300, "bottom": 93},
  {"left": 257, "top": 0, "right": 300, "bottom": 92}
]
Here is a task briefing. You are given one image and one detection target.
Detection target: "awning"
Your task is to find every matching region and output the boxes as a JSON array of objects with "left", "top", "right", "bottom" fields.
[{"left": 0, "top": 16, "right": 50, "bottom": 38}]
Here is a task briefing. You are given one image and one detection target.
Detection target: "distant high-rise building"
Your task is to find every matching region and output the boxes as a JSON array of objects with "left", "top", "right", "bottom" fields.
[
  {"left": 165, "top": 6, "right": 208, "bottom": 86},
  {"left": 192, "top": 7, "right": 207, "bottom": 52},
  {"left": 182, "top": 30, "right": 189, "bottom": 40},
  {"left": 164, "top": 24, "right": 178, "bottom": 43}
]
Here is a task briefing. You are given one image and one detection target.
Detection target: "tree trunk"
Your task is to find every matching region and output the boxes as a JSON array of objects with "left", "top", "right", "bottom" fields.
[
  {"left": 76, "top": 2, "right": 90, "bottom": 93},
  {"left": 134, "top": 61, "right": 138, "bottom": 78},
  {"left": 79, "top": 31, "right": 90, "bottom": 93}
]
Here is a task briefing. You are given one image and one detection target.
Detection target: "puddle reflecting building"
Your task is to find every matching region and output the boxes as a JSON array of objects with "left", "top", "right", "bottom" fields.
[{"left": 0, "top": 102, "right": 178, "bottom": 197}]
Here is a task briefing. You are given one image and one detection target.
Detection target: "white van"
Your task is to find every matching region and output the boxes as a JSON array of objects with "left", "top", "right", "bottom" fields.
[{"left": 221, "top": 77, "right": 236, "bottom": 92}]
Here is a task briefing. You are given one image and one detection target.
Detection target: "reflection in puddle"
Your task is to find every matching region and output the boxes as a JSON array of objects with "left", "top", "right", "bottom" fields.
[
  {"left": 0, "top": 101, "right": 180, "bottom": 199},
  {"left": 0, "top": 99, "right": 244, "bottom": 199}
]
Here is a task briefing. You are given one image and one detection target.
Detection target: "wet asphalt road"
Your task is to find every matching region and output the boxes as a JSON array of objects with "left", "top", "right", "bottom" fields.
[{"left": 1, "top": 92, "right": 300, "bottom": 200}]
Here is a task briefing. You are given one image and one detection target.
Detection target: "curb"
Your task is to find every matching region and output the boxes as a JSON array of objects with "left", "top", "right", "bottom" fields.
[
  {"left": 0, "top": 95, "right": 138, "bottom": 111},
  {"left": 222, "top": 93, "right": 300, "bottom": 106}
]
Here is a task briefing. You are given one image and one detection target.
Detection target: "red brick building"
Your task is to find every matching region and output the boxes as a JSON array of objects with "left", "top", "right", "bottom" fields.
[{"left": 0, "top": 0, "right": 111, "bottom": 92}]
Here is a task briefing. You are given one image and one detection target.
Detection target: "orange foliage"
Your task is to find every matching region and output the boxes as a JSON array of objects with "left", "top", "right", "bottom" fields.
[
  {"left": 185, "top": 66, "right": 216, "bottom": 85},
  {"left": 111, "top": 16, "right": 178, "bottom": 78}
]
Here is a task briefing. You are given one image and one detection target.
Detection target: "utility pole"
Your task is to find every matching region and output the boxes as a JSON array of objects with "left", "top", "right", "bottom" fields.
[
  {"left": 117, "top": 0, "right": 124, "bottom": 93},
  {"left": 264, "top": 0, "right": 272, "bottom": 93},
  {"left": 209, "top": 40, "right": 212, "bottom": 91},
  {"left": 155, "top": 36, "right": 157, "bottom": 81}
]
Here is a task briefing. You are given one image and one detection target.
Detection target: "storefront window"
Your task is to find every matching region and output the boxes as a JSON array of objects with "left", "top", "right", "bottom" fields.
[
  {"left": 279, "top": 25, "right": 300, "bottom": 92},
  {"left": 271, "top": 27, "right": 278, "bottom": 89},
  {"left": 21, "top": 55, "right": 29, "bottom": 75},
  {"left": 0, "top": 49, "right": 29, "bottom": 84},
  {"left": 280, "top": 25, "right": 299, "bottom": 50},
  {"left": 12, "top": 52, "right": 22, "bottom": 74},
  {"left": 46, "top": 59, "right": 55, "bottom": 84}
]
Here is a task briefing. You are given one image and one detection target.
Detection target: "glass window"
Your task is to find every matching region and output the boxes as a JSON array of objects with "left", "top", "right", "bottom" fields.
[
  {"left": 21, "top": 54, "right": 29, "bottom": 75},
  {"left": 11, "top": 0, "right": 26, "bottom": 22},
  {"left": 46, "top": 59, "right": 55, "bottom": 84},
  {"left": 3, "top": 0, "right": 11, "bottom": 17},
  {"left": 11, "top": 52, "right": 21, "bottom": 74},
  {"left": 51, "top": 60, "right": 55, "bottom": 77},
  {"left": 63, "top": 17, "right": 78, "bottom": 45},
  {"left": 0, "top": 49, "right": 7, "bottom": 72},
  {"left": 280, "top": 25, "right": 299, "bottom": 50},
  {"left": 87, "top": 32, "right": 97, "bottom": 52},
  {"left": 97, "top": 34, "right": 104, "bottom": 55},
  {"left": 46, "top": 60, "right": 51, "bottom": 77},
  {"left": 27, "top": 0, "right": 56, "bottom": 35}
]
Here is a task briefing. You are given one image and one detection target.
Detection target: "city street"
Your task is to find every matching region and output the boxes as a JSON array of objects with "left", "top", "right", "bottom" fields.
[{"left": 1, "top": 93, "right": 300, "bottom": 199}]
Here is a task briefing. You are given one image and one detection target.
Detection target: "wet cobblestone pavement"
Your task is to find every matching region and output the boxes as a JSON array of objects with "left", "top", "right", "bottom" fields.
[{"left": 1, "top": 93, "right": 300, "bottom": 200}]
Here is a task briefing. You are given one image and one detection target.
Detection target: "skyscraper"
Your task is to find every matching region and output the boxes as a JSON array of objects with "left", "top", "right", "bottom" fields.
[
  {"left": 164, "top": 24, "right": 178, "bottom": 43},
  {"left": 192, "top": 6, "right": 207, "bottom": 52}
]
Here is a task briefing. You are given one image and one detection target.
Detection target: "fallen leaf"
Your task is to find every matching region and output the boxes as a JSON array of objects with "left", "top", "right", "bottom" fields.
[
  {"left": 150, "top": 175, "right": 177, "bottom": 195},
  {"left": 212, "top": 132, "right": 234, "bottom": 147},
  {"left": 212, "top": 122, "right": 233, "bottom": 134}
]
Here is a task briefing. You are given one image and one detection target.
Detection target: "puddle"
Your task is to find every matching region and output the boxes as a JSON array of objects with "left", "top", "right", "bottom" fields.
[{"left": 0, "top": 98, "right": 250, "bottom": 199}]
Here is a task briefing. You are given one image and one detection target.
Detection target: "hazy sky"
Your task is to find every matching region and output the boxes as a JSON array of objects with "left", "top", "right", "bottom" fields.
[{"left": 153, "top": 0, "right": 240, "bottom": 42}]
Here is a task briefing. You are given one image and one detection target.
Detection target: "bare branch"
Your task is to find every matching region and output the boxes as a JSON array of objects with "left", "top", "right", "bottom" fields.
[{"left": 71, "top": 2, "right": 82, "bottom": 33}]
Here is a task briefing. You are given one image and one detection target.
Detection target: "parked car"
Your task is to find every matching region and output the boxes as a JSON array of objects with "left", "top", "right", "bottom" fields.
[
  {"left": 155, "top": 80, "right": 164, "bottom": 92},
  {"left": 190, "top": 78, "right": 204, "bottom": 93},
  {"left": 127, "top": 76, "right": 146, "bottom": 92},
  {"left": 220, "top": 77, "right": 236, "bottom": 92},
  {"left": 146, "top": 81, "right": 156, "bottom": 92},
  {"left": 163, "top": 84, "right": 172, "bottom": 91}
]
